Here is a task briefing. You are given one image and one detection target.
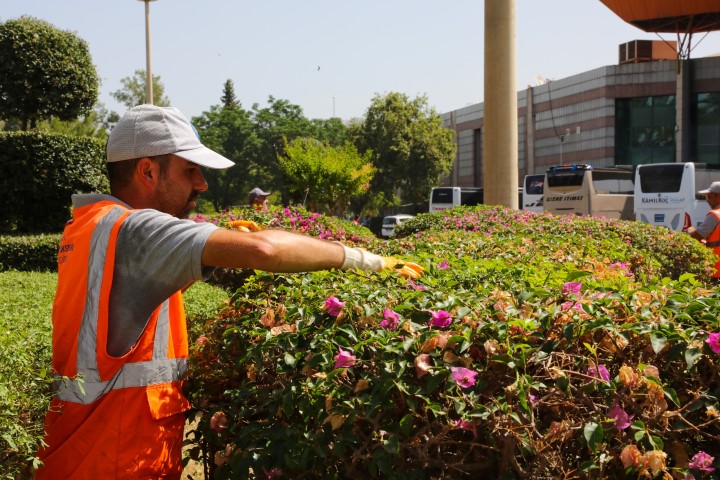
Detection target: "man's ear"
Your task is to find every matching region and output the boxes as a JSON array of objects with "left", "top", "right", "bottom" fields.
[{"left": 136, "top": 157, "right": 159, "bottom": 190}]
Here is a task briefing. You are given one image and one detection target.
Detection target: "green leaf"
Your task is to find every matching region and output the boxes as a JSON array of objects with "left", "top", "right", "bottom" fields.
[
  {"left": 649, "top": 333, "right": 667, "bottom": 354},
  {"left": 684, "top": 347, "right": 702, "bottom": 370},
  {"left": 583, "top": 422, "right": 603, "bottom": 452},
  {"left": 399, "top": 414, "right": 414, "bottom": 436}
]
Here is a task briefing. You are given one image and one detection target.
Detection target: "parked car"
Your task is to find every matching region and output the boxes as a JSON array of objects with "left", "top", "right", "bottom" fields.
[{"left": 381, "top": 214, "right": 414, "bottom": 237}]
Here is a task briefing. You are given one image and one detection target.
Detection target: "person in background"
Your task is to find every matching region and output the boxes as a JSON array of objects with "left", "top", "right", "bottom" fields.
[
  {"left": 35, "top": 104, "right": 422, "bottom": 479},
  {"left": 249, "top": 187, "right": 271, "bottom": 213},
  {"left": 686, "top": 181, "right": 720, "bottom": 281}
]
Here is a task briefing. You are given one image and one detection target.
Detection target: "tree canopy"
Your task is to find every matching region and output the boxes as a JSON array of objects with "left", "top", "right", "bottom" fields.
[
  {"left": 355, "top": 92, "right": 456, "bottom": 208},
  {"left": 110, "top": 69, "right": 171, "bottom": 109},
  {"left": 0, "top": 16, "right": 99, "bottom": 130},
  {"left": 278, "top": 138, "right": 375, "bottom": 215}
]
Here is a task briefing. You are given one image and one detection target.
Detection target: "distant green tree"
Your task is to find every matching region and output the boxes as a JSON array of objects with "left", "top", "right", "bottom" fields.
[
  {"left": 355, "top": 92, "right": 456, "bottom": 208},
  {"left": 310, "top": 117, "right": 349, "bottom": 147},
  {"left": 193, "top": 104, "right": 260, "bottom": 211},
  {"left": 0, "top": 16, "right": 99, "bottom": 130},
  {"left": 250, "top": 97, "right": 316, "bottom": 201},
  {"left": 278, "top": 137, "right": 374, "bottom": 214},
  {"left": 36, "top": 103, "right": 115, "bottom": 140},
  {"left": 110, "top": 69, "right": 170, "bottom": 109},
  {"left": 221, "top": 79, "right": 240, "bottom": 109}
]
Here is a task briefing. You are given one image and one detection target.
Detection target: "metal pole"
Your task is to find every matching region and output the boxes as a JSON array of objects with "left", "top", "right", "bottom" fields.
[{"left": 143, "top": 0, "right": 154, "bottom": 104}]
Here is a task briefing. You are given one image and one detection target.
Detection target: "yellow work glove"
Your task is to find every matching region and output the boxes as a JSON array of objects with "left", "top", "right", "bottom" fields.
[
  {"left": 381, "top": 257, "right": 424, "bottom": 279},
  {"left": 339, "top": 246, "right": 423, "bottom": 279},
  {"left": 227, "top": 220, "right": 264, "bottom": 232}
]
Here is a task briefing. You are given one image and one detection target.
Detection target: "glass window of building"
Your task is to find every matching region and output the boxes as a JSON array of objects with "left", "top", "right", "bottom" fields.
[
  {"left": 696, "top": 92, "right": 720, "bottom": 165},
  {"left": 615, "top": 95, "right": 676, "bottom": 165}
]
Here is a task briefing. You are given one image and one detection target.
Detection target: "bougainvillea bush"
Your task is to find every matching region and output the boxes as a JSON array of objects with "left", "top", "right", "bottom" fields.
[{"left": 186, "top": 205, "right": 720, "bottom": 479}]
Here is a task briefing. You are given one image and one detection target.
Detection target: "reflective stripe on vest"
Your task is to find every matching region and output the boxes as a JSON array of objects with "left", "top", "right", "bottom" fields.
[
  {"left": 707, "top": 210, "right": 720, "bottom": 278},
  {"left": 54, "top": 206, "right": 187, "bottom": 404}
]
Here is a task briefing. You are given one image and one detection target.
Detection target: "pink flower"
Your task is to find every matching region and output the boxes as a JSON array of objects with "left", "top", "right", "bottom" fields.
[
  {"left": 324, "top": 296, "right": 346, "bottom": 317},
  {"left": 334, "top": 348, "right": 356, "bottom": 369},
  {"left": 608, "top": 403, "right": 633, "bottom": 430},
  {"left": 263, "top": 467, "right": 283, "bottom": 479},
  {"left": 429, "top": 310, "right": 452, "bottom": 328},
  {"left": 562, "top": 281, "right": 582, "bottom": 296},
  {"left": 380, "top": 308, "right": 400, "bottom": 330},
  {"left": 407, "top": 279, "right": 427, "bottom": 291},
  {"left": 210, "top": 411, "right": 228, "bottom": 433},
  {"left": 689, "top": 451, "right": 715, "bottom": 472},
  {"left": 560, "top": 301, "right": 583, "bottom": 312},
  {"left": 706, "top": 332, "right": 720, "bottom": 354},
  {"left": 587, "top": 364, "right": 610, "bottom": 382},
  {"left": 454, "top": 419, "right": 478, "bottom": 438},
  {"left": 451, "top": 366, "right": 478, "bottom": 388},
  {"left": 437, "top": 260, "right": 450, "bottom": 270}
]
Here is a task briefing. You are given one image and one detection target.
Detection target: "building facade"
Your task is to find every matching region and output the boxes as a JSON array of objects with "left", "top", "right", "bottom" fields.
[{"left": 441, "top": 53, "right": 720, "bottom": 188}]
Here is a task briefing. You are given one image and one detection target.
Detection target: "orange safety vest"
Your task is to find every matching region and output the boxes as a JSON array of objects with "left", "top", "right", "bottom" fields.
[
  {"left": 705, "top": 210, "right": 720, "bottom": 279},
  {"left": 36, "top": 201, "right": 191, "bottom": 479}
]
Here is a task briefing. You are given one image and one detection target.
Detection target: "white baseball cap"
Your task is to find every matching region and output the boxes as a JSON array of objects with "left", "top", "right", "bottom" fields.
[
  {"left": 698, "top": 181, "right": 720, "bottom": 195},
  {"left": 106, "top": 104, "right": 234, "bottom": 169}
]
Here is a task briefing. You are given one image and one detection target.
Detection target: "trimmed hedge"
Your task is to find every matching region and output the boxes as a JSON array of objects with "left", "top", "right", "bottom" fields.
[
  {"left": 0, "top": 234, "right": 61, "bottom": 272},
  {"left": 0, "top": 131, "right": 108, "bottom": 233}
]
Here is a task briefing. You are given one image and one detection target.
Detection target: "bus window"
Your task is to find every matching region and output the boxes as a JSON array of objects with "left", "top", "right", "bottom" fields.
[{"left": 638, "top": 163, "right": 684, "bottom": 193}]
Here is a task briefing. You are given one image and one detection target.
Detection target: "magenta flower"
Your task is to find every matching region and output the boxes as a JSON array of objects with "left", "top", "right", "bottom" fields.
[
  {"left": 324, "top": 296, "right": 346, "bottom": 317},
  {"left": 689, "top": 451, "right": 715, "bottom": 472},
  {"left": 562, "top": 281, "right": 582, "bottom": 296},
  {"left": 437, "top": 260, "right": 450, "bottom": 270},
  {"left": 407, "top": 279, "right": 427, "bottom": 291},
  {"left": 334, "top": 348, "right": 356, "bottom": 369},
  {"left": 454, "top": 419, "right": 478, "bottom": 438},
  {"left": 608, "top": 403, "right": 633, "bottom": 430},
  {"left": 380, "top": 308, "right": 400, "bottom": 330},
  {"left": 587, "top": 364, "right": 610, "bottom": 382},
  {"left": 429, "top": 310, "right": 452, "bottom": 328},
  {"left": 450, "top": 366, "right": 478, "bottom": 388},
  {"left": 706, "top": 332, "right": 720, "bottom": 354}
]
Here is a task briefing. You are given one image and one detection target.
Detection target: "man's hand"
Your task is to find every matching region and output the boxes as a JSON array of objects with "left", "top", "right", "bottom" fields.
[
  {"left": 382, "top": 257, "right": 424, "bottom": 279},
  {"left": 227, "top": 220, "right": 263, "bottom": 232}
]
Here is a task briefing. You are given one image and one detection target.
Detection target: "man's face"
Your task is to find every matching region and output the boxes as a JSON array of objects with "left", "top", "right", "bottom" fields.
[
  {"left": 705, "top": 192, "right": 720, "bottom": 210},
  {"left": 154, "top": 155, "right": 208, "bottom": 218}
]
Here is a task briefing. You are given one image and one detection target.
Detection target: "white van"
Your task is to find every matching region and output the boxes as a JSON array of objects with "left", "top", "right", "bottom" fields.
[
  {"left": 522, "top": 174, "right": 544, "bottom": 212},
  {"left": 381, "top": 214, "right": 414, "bottom": 237},
  {"left": 635, "top": 163, "right": 720, "bottom": 231}
]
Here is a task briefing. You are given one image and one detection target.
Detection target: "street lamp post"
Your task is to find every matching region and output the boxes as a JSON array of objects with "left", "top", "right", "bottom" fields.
[{"left": 138, "top": 0, "right": 158, "bottom": 104}]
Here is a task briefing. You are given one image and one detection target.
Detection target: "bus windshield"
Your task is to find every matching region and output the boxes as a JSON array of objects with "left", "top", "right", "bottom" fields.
[
  {"left": 638, "top": 164, "right": 685, "bottom": 193},
  {"left": 547, "top": 171, "right": 584, "bottom": 188}
]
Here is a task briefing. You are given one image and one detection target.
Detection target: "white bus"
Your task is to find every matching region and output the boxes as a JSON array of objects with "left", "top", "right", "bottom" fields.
[
  {"left": 543, "top": 164, "right": 635, "bottom": 220},
  {"left": 429, "top": 187, "right": 483, "bottom": 212},
  {"left": 522, "top": 174, "right": 544, "bottom": 212},
  {"left": 634, "top": 163, "right": 720, "bottom": 231},
  {"left": 429, "top": 187, "right": 523, "bottom": 212}
]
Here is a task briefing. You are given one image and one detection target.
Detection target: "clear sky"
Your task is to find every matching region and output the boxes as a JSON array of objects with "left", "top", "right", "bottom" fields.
[{"left": 2, "top": 1, "right": 719, "bottom": 121}]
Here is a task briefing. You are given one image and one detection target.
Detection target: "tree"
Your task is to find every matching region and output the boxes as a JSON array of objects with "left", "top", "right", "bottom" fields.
[
  {"left": 110, "top": 69, "right": 170, "bottom": 109},
  {"left": 0, "top": 16, "right": 99, "bottom": 130},
  {"left": 36, "top": 103, "right": 116, "bottom": 140},
  {"left": 355, "top": 92, "right": 456, "bottom": 208},
  {"left": 250, "top": 97, "right": 317, "bottom": 201},
  {"left": 221, "top": 79, "right": 239, "bottom": 109},
  {"left": 192, "top": 104, "right": 260, "bottom": 210},
  {"left": 278, "top": 138, "right": 374, "bottom": 215}
]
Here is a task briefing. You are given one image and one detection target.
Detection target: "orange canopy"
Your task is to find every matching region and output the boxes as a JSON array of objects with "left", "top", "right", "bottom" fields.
[{"left": 599, "top": 0, "right": 720, "bottom": 32}]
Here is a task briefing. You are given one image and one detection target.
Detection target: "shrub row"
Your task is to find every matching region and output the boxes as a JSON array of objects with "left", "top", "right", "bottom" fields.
[
  {"left": 0, "top": 234, "right": 61, "bottom": 272},
  {"left": 186, "top": 205, "right": 720, "bottom": 479},
  {"left": 0, "top": 131, "right": 108, "bottom": 233}
]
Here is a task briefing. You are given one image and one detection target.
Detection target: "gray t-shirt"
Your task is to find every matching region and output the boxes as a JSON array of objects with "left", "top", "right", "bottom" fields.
[
  {"left": 72, "top": 194, "right": 218, "bottom": 356},
  {"left": 696, "top": 211, "right": 720, "bottom": 239}
]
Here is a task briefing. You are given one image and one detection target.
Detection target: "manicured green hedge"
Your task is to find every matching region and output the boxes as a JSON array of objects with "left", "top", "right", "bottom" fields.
[
  {"left": 187, "top": 205, "right": 720, "bottom": 479},
  {"left": 0, "top": 234, "right": 61, "bottom": 272},
  {"left": 0, "top": 131, "right": 108, "bottom": 233}
]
